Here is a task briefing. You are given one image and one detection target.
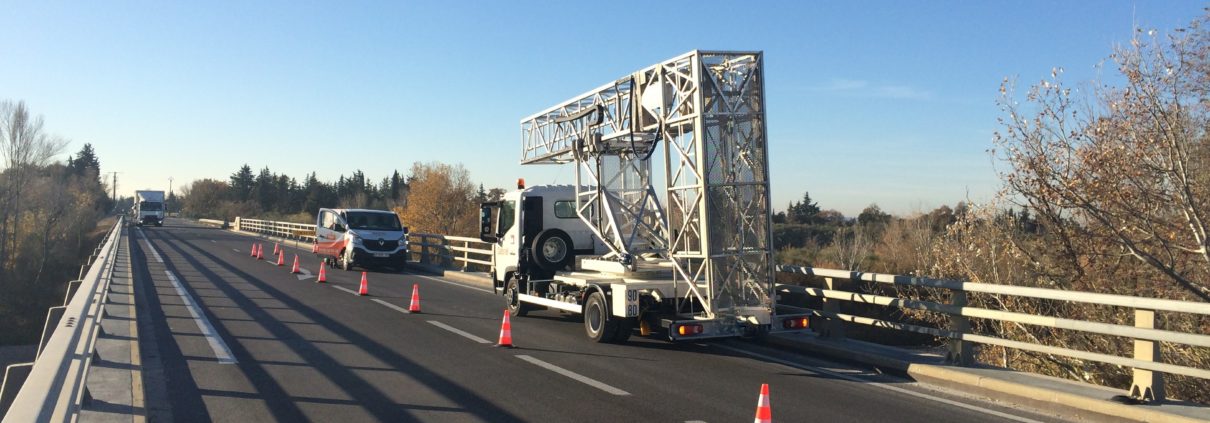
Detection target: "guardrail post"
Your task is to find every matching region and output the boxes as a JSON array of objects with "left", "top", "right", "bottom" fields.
[
  {"left": 946, "top": 290, "right": 973, "bottom": 366},
  {"left": 234, "top": 216, "right": 241, "bottom": 231},
  {"left": 820, "top": 276, "right": 847, "bottom": 339},
  {"left": 37, "top": 306, "right": 66, "bottom": 359},
  {"left": 64, "top": 280, "right": 82, "bottom": 306},
  {"left": 1130, "top": 309, "right": 1165, "bottom": 402},
  {"left": 0, "top": 363, "right": 34, "bottom": 417},
  {"left": 462, "top": 240, "right": 469, "bottom": 271},
  {"left": 421, "top": 236, "right": 431, "bottom": 265}
]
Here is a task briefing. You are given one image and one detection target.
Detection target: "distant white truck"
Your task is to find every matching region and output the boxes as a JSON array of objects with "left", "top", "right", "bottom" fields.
[{"left": 134, "top": 190, "right": 165, "bottom": 227}]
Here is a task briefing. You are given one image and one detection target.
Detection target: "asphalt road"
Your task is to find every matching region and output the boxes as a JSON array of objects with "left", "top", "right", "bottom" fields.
[{"left": 129, "top": 218, "right": 1066, "bottom": 423}]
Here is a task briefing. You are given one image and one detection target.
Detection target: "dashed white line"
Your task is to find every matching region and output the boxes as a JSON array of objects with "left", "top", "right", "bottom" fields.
[
  {"left": 137, "top": 229, "right": 163, "bottom": 263},
  {"left": 712, "top": 344, "right": 1042, "bottom": 423},
  {"left": 371, "top": 298, "right": 411, "bottom": 314},
  {"left": 516, "top": 355, "right": 630, "bottom": 396},
  {"left": 333, "top": 286, "right": 360, "bottom": 296},
  {"left": 164, "top": 270, "right": 237, "bottom": 364},
  {"left": 427, "top": 321, "right": 491, "bottom": 344}
]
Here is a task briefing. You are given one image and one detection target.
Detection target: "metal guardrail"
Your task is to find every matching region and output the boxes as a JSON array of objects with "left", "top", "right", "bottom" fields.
[
  {"left": 774, "top": 265, "right": 1210, "bottom": 402},
  {"left": 2, "top": 217, "right": 124, "bottom": 421},
  {"left": 226, "top": 217, "right": 1208, "bottom": 402},
  {"left": 232, "top": 217, "right": 493, "bottom": 272}
]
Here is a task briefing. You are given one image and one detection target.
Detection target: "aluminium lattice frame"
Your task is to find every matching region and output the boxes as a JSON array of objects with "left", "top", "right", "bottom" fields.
[{"left": 520, "top": 51, "right": 774, "bottom": 319}]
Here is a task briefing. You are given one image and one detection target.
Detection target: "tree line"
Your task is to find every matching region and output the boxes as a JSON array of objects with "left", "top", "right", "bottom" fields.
[
  {"left": 179, "top": 162, "right": 506, "bottom": 236},
  {"left": 0, "top": 101, "right": 113, "bottom": 345}
]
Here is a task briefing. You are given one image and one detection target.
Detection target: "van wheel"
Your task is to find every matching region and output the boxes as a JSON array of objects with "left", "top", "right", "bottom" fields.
[
  {"left": 584, "top": 292, "right": 619, "bottom": 343},
  {"left": 532, "top": 229, "right": 573, "bottom": 271},
  {"left": 505, "top": 278, "right": 533, "bottom": 317},
  {"left": 339, "top": 249, "right": 353, "bottom": 271}
]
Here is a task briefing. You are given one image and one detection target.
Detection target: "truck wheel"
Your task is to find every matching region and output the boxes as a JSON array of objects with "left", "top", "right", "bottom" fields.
[
  {"left": 532, "top": 229, "right": 573, "bottom": 272},
  {"left": 584, "top": 292, "right": 619, "bottom": 343},
  {"left": 505, "top": 278, "right": 533, "bottom": 317}
]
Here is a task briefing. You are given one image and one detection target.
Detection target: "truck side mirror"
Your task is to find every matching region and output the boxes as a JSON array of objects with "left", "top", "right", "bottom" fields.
[{"left": 479, "top": 203, "right": 498, "bottom": 243}]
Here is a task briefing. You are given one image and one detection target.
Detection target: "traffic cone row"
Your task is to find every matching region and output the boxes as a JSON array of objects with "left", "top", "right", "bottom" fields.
[
  {"left": 496, "top": 309, "right": 514, "bottom": 348},
  {"left": 754, "top": 383, "right": 771, "bottom": 423}
]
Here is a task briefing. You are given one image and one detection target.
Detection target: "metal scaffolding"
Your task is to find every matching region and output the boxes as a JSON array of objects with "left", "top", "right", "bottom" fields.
[{"left": 520, "top": 50, "right": 773, "bottom": 319}]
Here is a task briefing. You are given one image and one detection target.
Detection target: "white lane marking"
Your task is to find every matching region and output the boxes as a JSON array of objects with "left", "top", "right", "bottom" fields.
[
  {"left": 332, "top": 285, "right": 362, "bottom": 296},
  {"left": 164, "top": 270, "right": 237, "bottom": 364},
  {"left": 372, "top": 298, "right": 411, "bottom": 314},
  {"left": 210, "top": 240, "right": 217, "bottom": 243},
  {"left": 427, "top": 321, "right": 491, "bottom": 344},
  {"left": 712, "top": 344, "right": 1042, "bottom": 423},
  {"left": 516, "top": 355, "right": 630, "bottom": 396},
  {"left": 296, "top": 267, "right": 313, "bottom": 281},
  {"left": 137, "top": 228, "right": 163, "bottom": 263},
  {"left": 412, "top": 273, "right": 493, "bottom": 294},
  {"left": 232, "top": 249, "right": 241, "bottom": 253}
]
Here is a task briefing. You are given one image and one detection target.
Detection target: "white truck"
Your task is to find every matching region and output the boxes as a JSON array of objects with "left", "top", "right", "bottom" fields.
[
  {"left": 481, "top": 51, "right": 809, "bottom": 343},
  {"left": 133, "top": 190, "right": 165, "bottom": 227}
]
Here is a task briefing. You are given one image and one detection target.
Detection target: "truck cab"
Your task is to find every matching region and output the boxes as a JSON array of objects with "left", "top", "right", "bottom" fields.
[
  {"left": 134, "top": 190, "right": 165, "bottom": 227},
  {"left": 480, "top": 185, "right": 603, "bottom": 288},
  {"left": 315, "top": 208, "right": 410, "bottom": 271}
]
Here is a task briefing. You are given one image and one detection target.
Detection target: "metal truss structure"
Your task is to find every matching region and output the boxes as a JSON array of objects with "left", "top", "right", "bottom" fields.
[{"left": 520, "top": 51, "right": 773, "bottom": 319}]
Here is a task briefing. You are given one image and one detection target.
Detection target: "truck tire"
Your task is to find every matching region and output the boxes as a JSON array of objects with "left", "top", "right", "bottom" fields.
[
  {"left": 504, "top": 278, "right": 534, "bottom": 317},
  {"left": 532, "top": 229, "right": 573, "bottom": 272},
  {"left": 584, "top": 292, "right": 619, "bottom": 343}
]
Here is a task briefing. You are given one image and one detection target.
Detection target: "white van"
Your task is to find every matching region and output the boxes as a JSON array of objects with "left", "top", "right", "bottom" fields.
[{"left": 315, "top": 208, "right": 409, "bottom": 271}]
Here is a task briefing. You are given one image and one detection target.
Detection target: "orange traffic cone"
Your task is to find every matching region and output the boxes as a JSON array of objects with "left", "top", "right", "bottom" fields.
[
  {"left": 256, "top": 244, "right": 264, "bottom": 260},
  {"left": 495, "top": 309, "right": 514, "bottom": 348},
  {"left": 754, "top": 383, "right": 771, "bottom": 423},
  {"left": 316, "top": 261, "right": 327, "bottom": 283},
  {"left": 273, "top": 242, "right": 280, "bottom": 256},
  {"left": 291, "top": 254, "right": 301, "bottom": 274},
  {"left": 250, "top": 242, "right": 256, "bottom": 257},
  {"left": 358, "top": 272, "right": 369, "bottom": 296},
  {"left": 408, "top": 284, "right": 421, "bottom": 312},
  {"left": 276, "top": 251, "right": 285, "bottom": 266}
]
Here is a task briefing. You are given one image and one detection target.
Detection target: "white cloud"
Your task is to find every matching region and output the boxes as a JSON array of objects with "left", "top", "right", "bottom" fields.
[{"left": 808, "top": 78, "right": 934, "bottom": 100}]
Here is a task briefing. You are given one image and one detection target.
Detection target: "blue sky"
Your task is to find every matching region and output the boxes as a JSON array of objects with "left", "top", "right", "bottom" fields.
[{"left": 2, "top": 1, "right": 1203, "bottom": 216}]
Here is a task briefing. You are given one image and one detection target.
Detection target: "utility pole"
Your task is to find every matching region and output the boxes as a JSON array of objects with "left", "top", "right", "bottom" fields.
[{"left": 168, "top": 177, "right": 174, "bottom": 214}]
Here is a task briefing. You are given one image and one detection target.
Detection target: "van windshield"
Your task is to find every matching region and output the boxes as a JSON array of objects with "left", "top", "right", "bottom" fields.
[{"left": 346, "top": 211, "right": 402, "bottom": 231}]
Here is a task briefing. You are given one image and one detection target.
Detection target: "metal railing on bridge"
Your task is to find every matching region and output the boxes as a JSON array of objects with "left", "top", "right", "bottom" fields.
[
  {"left": 232, "top": 217, "right": 493, "bottom": 272},
  {"left": 1, "top": 217, "right": 125, "bottom": 421},
  {"left": 226, "top": 216, "right": 1209, "bottom": 402}
]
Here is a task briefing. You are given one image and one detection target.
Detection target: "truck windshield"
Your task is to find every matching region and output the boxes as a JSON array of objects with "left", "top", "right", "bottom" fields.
[
  {"left": 346, "top": 211, "right": 402, "bottom": 231},
  {"left": 139, "top": 202, "right": 163, "bottom": 211}
]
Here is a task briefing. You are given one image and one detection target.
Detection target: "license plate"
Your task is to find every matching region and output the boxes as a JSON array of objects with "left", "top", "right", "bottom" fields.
[{"left": 373, "top": 253, "right": 389, "bottom": 258}]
